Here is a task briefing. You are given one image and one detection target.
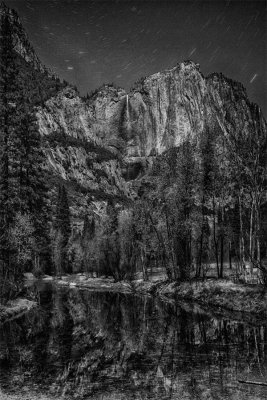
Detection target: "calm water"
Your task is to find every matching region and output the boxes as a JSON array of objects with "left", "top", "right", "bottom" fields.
[{"left": 0, "top": 283, "right": 267, "bottom": 400}]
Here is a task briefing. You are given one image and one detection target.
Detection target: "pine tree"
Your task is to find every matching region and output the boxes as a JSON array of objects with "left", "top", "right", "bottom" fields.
[
  {"left": 173, "top": 141, "right": 198, "bottom": 281},
  {"left": 18, "top": 108, "right": 51, "bottom": 274},
  {"left": 55, "top": 185, "right": 71, "bottom": 238}
]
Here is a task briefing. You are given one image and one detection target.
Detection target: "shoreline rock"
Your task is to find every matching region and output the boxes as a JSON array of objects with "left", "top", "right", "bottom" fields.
[{"left": 0, "top": 298, "right": 37, "bottom": 324}]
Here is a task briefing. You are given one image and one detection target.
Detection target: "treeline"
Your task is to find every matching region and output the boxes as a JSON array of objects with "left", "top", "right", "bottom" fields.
[
  {"left": 45, "top": 130, "right": 117, "bottom": 163},
  {"left": 46, "top": 116, "right": 267, "bottom": 286},
  {"left": 132, "top": 121, "right": 267, "bottom": 283},
  {"left": 130, "top": 117, "right": 266, "bottom": 283},
  {"left": 64, "top": 117, "right": 267, "bottom": 285}
]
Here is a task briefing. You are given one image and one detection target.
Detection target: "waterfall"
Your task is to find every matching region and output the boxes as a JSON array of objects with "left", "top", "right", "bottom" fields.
[
  {"left": 124, "top": 94, "right": 131, "bottom": 130},
  {"left": 126, "top": 94, "right": 129, "bottom": 121}
]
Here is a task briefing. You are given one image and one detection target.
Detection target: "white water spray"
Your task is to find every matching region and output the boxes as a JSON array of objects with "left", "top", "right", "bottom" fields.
[
  {"left": 126, "top": 94, "right": 130, "bottom": 120},
  {"left": 125, "top": 94, "right": 131, "bottom": 130}
]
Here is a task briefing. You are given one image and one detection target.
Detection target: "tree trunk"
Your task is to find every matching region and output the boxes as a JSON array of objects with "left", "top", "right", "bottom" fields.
[
  {"left": 220, "top": 236, "right": 224, "bottom": 278},
  {"left": 197, "top": 196, "right": 206, "bottom": 278},
  {"left": 164, "top": 207, "right": 176, "bottom": 275},
  {"left": 249, "top": 196, "right": 254, "bottom": 274},
  {"left": 148, "top": 212, "right": 172, "bottom": 280},
  {"left": 219, "top": 206, "right": 224, "bottom": 279},
  {"left": 228, "top": 241, "right": 232, "bottom": 270},
  {"left": 212, "top": 196, "right": 219, "bottom": 277},
  {"left": 238, "top": 193, "right": 245, "bottom": 269},
  {"left": 255, "top": 201, "right": 261, "bottom": 267}
]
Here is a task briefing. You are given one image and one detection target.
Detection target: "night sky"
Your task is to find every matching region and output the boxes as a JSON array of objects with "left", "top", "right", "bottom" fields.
[{"left": 4, "top": 0, "right": 267, "bottom": 114}]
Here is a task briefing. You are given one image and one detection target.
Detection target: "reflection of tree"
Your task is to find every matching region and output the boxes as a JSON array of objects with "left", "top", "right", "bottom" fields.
[
  {"left": 32, "top": 288, "right": 53, "bottom": 374},
  {"left": 1, "top": 288, "right": 267, "bottom": 400},
  {"left": 0, "top": 318, "right": 19, "bottom": 389},
  {"left": 51, "top": 289, "right": 74, "bottom": 367},
  {"left": 0, "top": 285, "right": 54, "bottom": 389}
]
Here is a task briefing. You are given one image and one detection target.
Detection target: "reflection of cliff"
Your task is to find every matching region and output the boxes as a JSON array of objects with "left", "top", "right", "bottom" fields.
[{"left": 1, "top": 287, "right": 267, "bottom": 399}]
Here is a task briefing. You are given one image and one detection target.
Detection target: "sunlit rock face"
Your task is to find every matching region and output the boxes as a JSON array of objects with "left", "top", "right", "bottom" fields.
[
  {"left": 37, "top": 87, "right": 95, "bottom": 141},
  {"left": 72, "top": 60, "right": 266, "bottom": 159},
  {"left": 61, "top": 61, "right": 207, "bottom": 158},
  {"left": 87, "top": 84, "right": 127, "bottom": 152},
  {"left": 121, "top": 61, "right": 267, "bottom": 157},
  {"left": 36, "top": 86, "right": 134, "bottom": 204},
  {"left": 205, "top": 72, "right": 267, "bottom": 140},
  {"left": 125, "top": 61, "right": 206, "bottom": 156}
]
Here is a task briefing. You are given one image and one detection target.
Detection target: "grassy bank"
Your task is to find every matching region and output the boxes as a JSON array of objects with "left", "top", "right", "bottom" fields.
[
  {"left": 155, "top": 279, "right": 267, "bottom": 316},
  {"left": 52, "top": 273, "right": 267, "bottom": 317},
  {"left": 0, "top": 391, "right": 54, "bottom": 400},
  {"left": 1, "top": 275, "right": 265, "bottom": 325}
]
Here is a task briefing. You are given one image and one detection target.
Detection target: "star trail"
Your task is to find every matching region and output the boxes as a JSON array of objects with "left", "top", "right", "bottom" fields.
[{"left": 5, "top": 0, "right": 267, "bottom": 113}]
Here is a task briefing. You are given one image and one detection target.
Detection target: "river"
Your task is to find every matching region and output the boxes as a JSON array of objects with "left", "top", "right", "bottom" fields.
[{"left": 0, "top": 282, "right": 267, "bottom": 399}]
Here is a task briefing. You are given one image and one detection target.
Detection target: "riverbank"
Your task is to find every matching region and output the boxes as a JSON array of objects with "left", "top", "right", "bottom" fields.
[
  {"left": 0, "top": 391, "right": 54, "bottom": 400},
  {"left": 2, "top": 274, "right": 265, "bottom": 324},
  {"left": 52, "top": 274, "right": 267, "bottom": 317},
  {"left": 156, "top": 279, "right": 267, "bottom": 316}
]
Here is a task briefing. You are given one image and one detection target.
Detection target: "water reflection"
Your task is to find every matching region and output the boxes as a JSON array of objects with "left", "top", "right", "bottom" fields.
[{"left": 0, "top": 284, "right": 267, "bottom": 399}]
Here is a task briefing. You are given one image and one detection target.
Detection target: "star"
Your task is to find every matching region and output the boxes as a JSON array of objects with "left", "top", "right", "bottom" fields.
[
  {"left": 250, "top": 74, "right": 258, "bottom": 84},
  {"left": 189, "top": 48, "right": 196, "bottom": 56}
]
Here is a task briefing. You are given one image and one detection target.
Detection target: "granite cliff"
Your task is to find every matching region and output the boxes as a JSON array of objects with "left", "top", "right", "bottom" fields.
[{"left": 36, "top": 63, "right": 266, "bottom": 174}]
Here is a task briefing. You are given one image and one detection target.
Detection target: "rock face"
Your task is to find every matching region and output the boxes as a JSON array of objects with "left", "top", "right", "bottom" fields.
[
  {"left": 37, "top": 87, "right": 96, "bottom": 142},
  {"left": 125, "top": 62, "right": 206, "bottom": 156},
  {"left": 82, "top": 61, "right": 266, "bottom": 158},
  {"left": 38, "top": 59, "right": 265, "bottom": 163},
  {"left": 37, "top": 87, "right": 134, "bottom": 206}
]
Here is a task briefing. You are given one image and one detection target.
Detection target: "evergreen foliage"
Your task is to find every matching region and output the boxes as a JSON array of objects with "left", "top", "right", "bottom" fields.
[{"left": 0, "top": 14, "right": 23, "bottom": 299}]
